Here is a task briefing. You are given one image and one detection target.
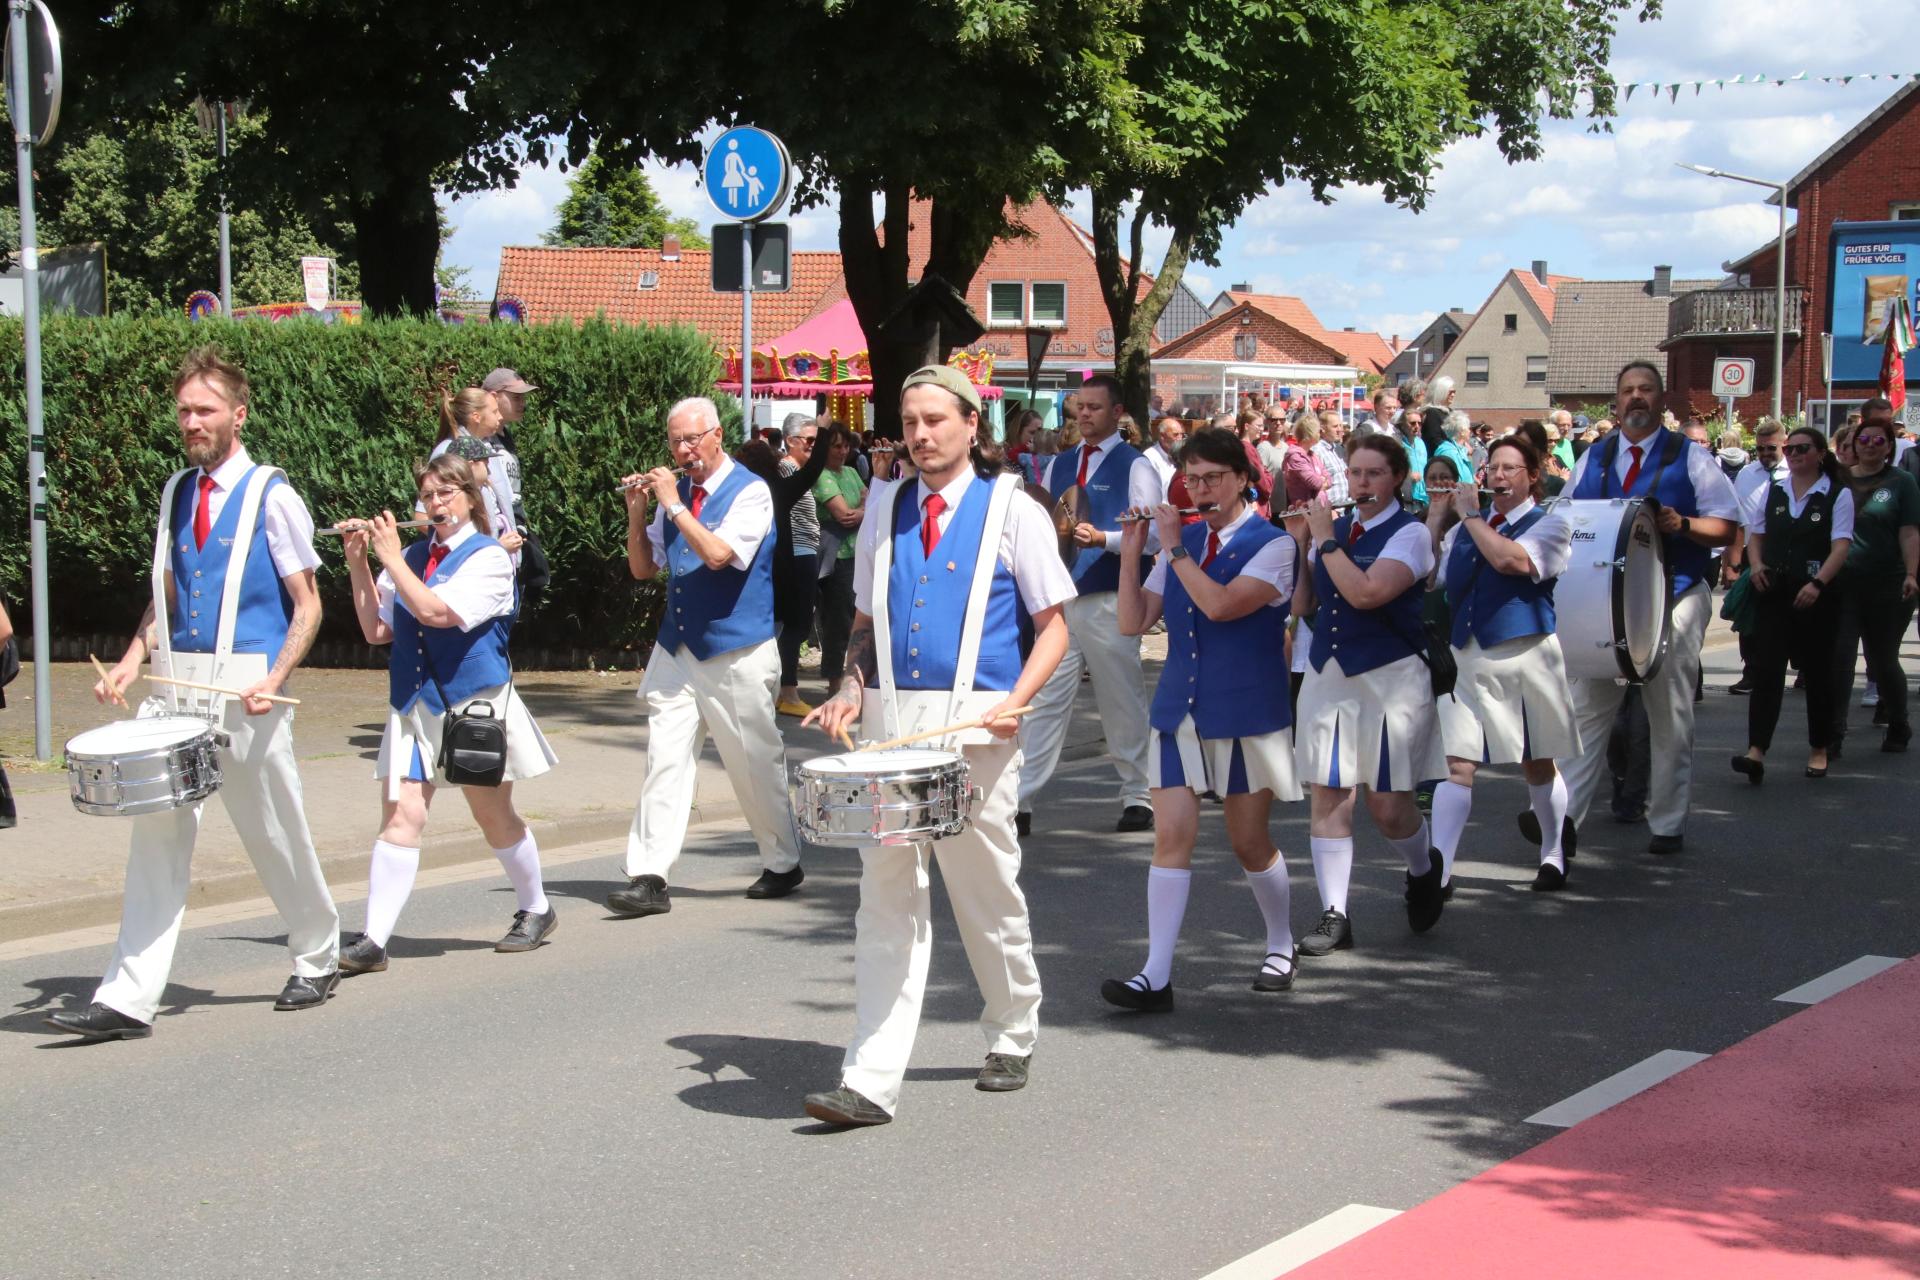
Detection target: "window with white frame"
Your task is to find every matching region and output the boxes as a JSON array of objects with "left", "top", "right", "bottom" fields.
[
  {"left": 1893, "top": 202, "right": 1920, "bottom": 221},
  {"left": 1030, "top": 281, "right": 1068, "bottom": 327},
  {"left": 987, "top": 281, "right": 1026, "bottom": 327},
  {"left": 1466, "top": 356, "right": 1490, "bottom": 385},
  {"left": 1526, "top": 355, "right": 1548, "bottom": 384}
]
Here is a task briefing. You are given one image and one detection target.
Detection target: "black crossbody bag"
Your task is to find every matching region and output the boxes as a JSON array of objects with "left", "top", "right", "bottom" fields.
[{"left": 427, "top": 655, "right": 511, "bottom": 788}]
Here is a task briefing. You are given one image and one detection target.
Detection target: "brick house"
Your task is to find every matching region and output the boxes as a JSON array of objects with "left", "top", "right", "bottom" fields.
[
  {"left": 1207, "top": 287, "right": 1400, "bottom": 377},
  {"left": 1149, "top": 300, "right": 1362, "bottom": 416},
  {"left": 1429, "top": 262, "right": 1579, "bottom": 428},
  {"left": 1665, "top": 81, "right": 1920, "bottom": 425},
  {"left": 1546, "top": 268, "right": 1716, "bottom": 413}
]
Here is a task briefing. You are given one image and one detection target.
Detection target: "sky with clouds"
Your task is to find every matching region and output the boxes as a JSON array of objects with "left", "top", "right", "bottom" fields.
[{"left": 443, "top": 0, "right": 1920, "bottom": 344}]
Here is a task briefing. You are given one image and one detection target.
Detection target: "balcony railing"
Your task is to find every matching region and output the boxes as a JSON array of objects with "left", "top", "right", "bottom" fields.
[{"left": 1665, "top": 286, "right": 1806, "bottom": 344}]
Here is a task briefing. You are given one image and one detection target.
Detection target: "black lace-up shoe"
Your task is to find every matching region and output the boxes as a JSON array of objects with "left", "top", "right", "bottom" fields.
[
  {"left": 495, "top": 906, "right": 558, "bottom": 953},
  {"left": 976, "top": 1053, "right": 1031, "bottom": 1092},
  {"left": 608, "top": 874, "right": 671, "bottom": 917},
  {"left": 803, "top": 1086, "right": 892, "bottom": 1127},
  {"left": 1297, "top": 909, "right": 1353, "bottom": 956},
  {"left": 274, "top": 970, "right": 339, "bottom": 1011},
  {"left": 1404, "top": 857, "right": 1446, "bottom": 933},
  {"left": 44, "top": 1002, "right": 152, "bottom": 1041},
  {"left": 338, "top": 934, "right": 389, "bottom": 974},
  {"left": 746, "top": 866, "right": 805, "bottom": 899}
]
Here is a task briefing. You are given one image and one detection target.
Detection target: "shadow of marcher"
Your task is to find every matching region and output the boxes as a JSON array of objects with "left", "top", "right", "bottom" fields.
[
  {"left": 667, "top": 1033, "right": 977, "bottom": 1121},
  {"left": 5, "top": 975, "right": 274, "bottom": 1039},
  {"left": 213, "top": 931, "right": 498, "bottom": 961}
]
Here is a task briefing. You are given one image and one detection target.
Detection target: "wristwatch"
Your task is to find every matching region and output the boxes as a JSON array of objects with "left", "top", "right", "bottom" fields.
[
  {"left": 1319, "top": 538, "right": 1342, "bottom": 558},
  {"left": 1679, "top": 515, "right": 1692, "bottom": 535},
  {"left": 1168, "top": 545, "right": 1190, "bottom": 562},
  {"left": 665, "top": 502, "right": 688, "bottom": 521}
]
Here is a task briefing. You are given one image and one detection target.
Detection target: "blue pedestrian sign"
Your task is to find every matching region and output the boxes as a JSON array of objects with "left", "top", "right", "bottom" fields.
[{"left": 703, "top": 126, "right": 791, "bottom": 223}]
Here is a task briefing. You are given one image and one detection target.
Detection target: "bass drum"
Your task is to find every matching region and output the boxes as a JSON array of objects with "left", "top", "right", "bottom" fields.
[{"left": 1551, "top": 497, "right": 1673, "bottom": 683}]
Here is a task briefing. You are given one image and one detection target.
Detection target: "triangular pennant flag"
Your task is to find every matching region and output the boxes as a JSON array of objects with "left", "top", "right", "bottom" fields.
[
  {"left": 1624, "top": 83, "right": 1636, "bottom": 101},
  {"left": 1792, "top": 71, "right": 1808, "bottom": 81},
  {"left": 1729, "top": 74, "right": 1744, "bottom": 84},
  {"left": 1774, "top": 79, "right": 1786, "bottom": 87},
  {"left": 1669, "top": 84, "right": 1681, "bottom": 102},
  {"left": 1842, "top": 75, "right": 1853, "bottom": 85},
  {"left": 1694, "top": 83, "right": 1703, "bottom": 96}
]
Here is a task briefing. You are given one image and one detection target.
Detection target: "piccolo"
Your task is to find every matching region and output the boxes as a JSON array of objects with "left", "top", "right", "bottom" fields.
[
  {"left": 1272, "top": 497, "right": 1361, "bottom": 520},
  {"left": 1426, "top": 484, "right": 1512, "bottom": 498},
  {"left": 317, "top": 516, "right": 447, "bottom": 536},
  {"left": 616, "top": 466, "right": 690, "bottom": 492},
  {"left": 1117, "top": 505, "right": 1208, "bottom": 522}
]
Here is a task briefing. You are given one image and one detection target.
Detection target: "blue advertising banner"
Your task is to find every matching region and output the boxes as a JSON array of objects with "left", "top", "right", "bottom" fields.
[{"left": 1827, "top": 219, "right": 1920, "bottom": 384}]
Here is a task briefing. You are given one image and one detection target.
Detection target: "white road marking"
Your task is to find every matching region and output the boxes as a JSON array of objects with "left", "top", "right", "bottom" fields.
[
  {"left": 1198, "top": 1204, "right": 1402, "bottom": 1280},
  {"left": 1773, "top": 954, "right": 1903, "bottom": 1005},
  {"left": 1524, "top": 1049, "right": 1708, "bottom": 1128}
]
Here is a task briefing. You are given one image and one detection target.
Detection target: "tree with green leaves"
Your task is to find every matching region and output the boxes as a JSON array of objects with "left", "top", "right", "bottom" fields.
[
  {"left": 545, "top": 154, "right": 709, "bottom": 250},
  {"left": 1085, "top": 0, "right": 1654, "bottom": 422}
]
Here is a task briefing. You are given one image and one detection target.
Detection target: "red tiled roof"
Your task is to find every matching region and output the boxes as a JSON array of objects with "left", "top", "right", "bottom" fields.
[
  {"left": 494, "top": 245, "right": 846, "bottom": 348},
  {"left": 1219, "top": 291, "right": 1326, "bottom": 336},
  {"left": 1515, "top": 270, "right": 1581, "bottom": 322},
  {"left": 1216, "top": 290, "right": 1396, "bottom": 374},
  {"left": 1152, "top": 302, "right": 1348, "bottom": 364}
]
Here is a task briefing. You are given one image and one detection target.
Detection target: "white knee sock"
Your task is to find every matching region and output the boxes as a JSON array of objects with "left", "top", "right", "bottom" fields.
[
  {"left": 492, "top": 829, "right": 549, "bottom": 915},
  {"left": 364, "top": 840, "right": 420, "bottom": 947},
  {"left": 1387, "top": 819, "right": 1434, "bottom": 877},
  {"left": 1137, "top": 866, "right": 1190, "bottom": 989},
  {"left": 1244, "top": 855, "right": 1294, "bottom": 966},
  {"left": 1528, "top": 775, "right": 1569, "bottom": 871},
  {"left": 1430, "top": 781, "right": 1473, "bottom": 882},
  {"left": 1309, "top": 836, "right": 1354, "bottom": 915}
]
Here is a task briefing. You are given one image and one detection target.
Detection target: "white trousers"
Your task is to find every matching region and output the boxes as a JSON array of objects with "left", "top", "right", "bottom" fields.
[
  {"left": 1017, "top": 591, "right": 1151, "bottom": 809},
  {"left": 842, "top": 741, "right": 1041, "bottom": 1115},
  {"left": 1559, "top": 582, "right": 1712, "bottom": 838},
  {"left": 95, "top": 703, "right": 340, "bottom": 1022},
  {"left": 626, "top": 638, "right": 800, "bottom": 879}
]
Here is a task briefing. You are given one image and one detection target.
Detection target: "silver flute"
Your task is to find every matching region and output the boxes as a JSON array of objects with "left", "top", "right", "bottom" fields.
[
  {"left": 616, "top": 466, "right": 691, "bottom": 492},
  {"left": 317, "top": 515, "right": 447, "bottom": 537},
  {"left": 1117, "top": 505, "right": 1208, "bottom": 523},
  {"left": 1272, "top": 497, "right": 1361, "bottom": 520}
]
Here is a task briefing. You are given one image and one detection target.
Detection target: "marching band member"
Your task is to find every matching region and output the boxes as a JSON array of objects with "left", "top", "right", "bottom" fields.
[
  {"left": 335, "top": 454, "right": 560, "bottom": 973},
  {"left": 802, "top": 365, "right": 1073, "bottom": 1128},
  {"left": 1430, "top": 437, "right": 1581, "bottom": 891},
  {"left": 1551, "top": 362, "right": 1739, "bottom": 855},
  {"left": 612, "top": 397, "right": 804, "bottom": 916},
  {"left": 1017, "top": 373, "right": 1163, "bottom": 835},
  {"left": 1102, "top": 429, "right": 1303, "bottom": 1009},
  {"left": 1291, "top": 433, "right": 1448, "bottom": 955},
  {"left": 50, "top": 349, "right": 341, "bottom": 1040}
]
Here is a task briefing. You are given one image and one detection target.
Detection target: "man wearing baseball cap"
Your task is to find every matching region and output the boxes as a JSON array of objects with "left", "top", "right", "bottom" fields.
[{"left": 479, "top": 368, "right": 550, "bottom": 604}]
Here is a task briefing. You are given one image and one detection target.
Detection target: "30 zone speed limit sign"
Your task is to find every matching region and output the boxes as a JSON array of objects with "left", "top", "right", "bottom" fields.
[{"left": 1712, "top": 357, "right": 1755, "bottom": 397}]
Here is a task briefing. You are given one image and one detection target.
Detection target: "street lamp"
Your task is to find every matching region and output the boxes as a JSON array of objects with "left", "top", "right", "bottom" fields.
[
  {"left": 1678, "top": 161, "right": 1788, "bottom": 422},
  {"left": 194, "top": 97, "right": 247, "bottom": 315}
]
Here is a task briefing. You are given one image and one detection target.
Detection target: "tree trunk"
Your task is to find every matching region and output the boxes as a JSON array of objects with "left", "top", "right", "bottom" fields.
[
  {"left": 1091, "top": 188, "right": 1193, "bottom": 426},
  {"left": 352, "top": 174, "right": 440, "bottom": 316}
]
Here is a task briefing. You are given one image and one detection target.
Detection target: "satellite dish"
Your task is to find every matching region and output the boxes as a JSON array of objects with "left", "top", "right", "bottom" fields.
[{"left": 3, "top": 0, "right": 62, "bottom": 147}]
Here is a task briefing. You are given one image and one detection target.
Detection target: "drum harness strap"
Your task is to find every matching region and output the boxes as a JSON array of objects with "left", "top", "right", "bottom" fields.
[
  {"left": 868, "top": 471, "right": 1019, "bottom": 747},
  {"left": 1597, "top": 429, "right": 1685, "bottom": 504}
]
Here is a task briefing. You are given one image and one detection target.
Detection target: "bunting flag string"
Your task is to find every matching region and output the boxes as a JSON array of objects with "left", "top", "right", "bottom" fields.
[{"left": 1581, "top": 70, "right": 1920, "bottom": 102}]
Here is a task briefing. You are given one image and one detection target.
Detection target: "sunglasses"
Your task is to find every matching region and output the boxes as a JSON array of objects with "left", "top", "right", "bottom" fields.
[
  {"left": 1856, "top": 434, "right": 1891, "bottom": 448},
  {"left": 1782, "top": 442, "right": 1815, "bottom": 457}
]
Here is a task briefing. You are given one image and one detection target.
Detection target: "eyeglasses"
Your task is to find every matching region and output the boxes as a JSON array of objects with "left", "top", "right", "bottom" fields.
[
  {"left": 1782, "top": 442, "right": 1815, "bottom": 457},
  {"left": 668, "top": 423, "right": 720, "bottom": 451},
  {"left": 790, "top": 435, "right": 817, "bottom": 446},
  {"left": 417, "top": 486, "right": 463, "bottom": 505},
  {"left": 1856, "top": 434, "right": 1891, "bottom": 448},
  {"left": 1185, "top": 469, "right": 1236, "bottom": 489}
]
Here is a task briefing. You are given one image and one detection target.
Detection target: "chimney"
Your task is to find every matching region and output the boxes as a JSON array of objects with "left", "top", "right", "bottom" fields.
[
  {"left": 1390, "top": 335, "right": 1402, "bottom": 352},
  {"left": 1230, "top": 281, "right": 1250, "bottom": 292},
  {"left": 1342, "top": 326, "right": 1356, "bottom": 332},
  {"left": 1531, "top": 259, "right": 1549, "bottom": 285},
  {"left": 1651, "top": 264, "right": 1672, "bottom": 297},
  {"left": 662, "top": 234, "right": 681, "bottom": 262}
]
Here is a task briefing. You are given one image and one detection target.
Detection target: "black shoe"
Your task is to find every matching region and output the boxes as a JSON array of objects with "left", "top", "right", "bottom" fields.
[
  {"left": 1200, "top": 789, "right": 1223, "bottom": 804},
  {"left": 976, "top": 1052, "right": 1031, "bottom": 1092},
  {"left": 607, "top": 874, "right": 671, "bottom": 917},
  {"left": 1100, "top": 975, "right": 1174, "bottom": 1011},
  {"left": 1882, "top": 724, "right": 1911, "bottom": 753},
  {"left": 803, "top": 1086, "right": 892, "bottom": 1127},
  {"left": 1727, "top": 679, "right": 1754, "bottom": 696},
  {"left": 1297, "top": 908, "right": 1353, "bottom": 956},
  {"left": 44, "top": 1002, "right": 152, "bottom": 1041},
  {"left": 495, "top": 906, "right": 558, "bottom": 953},
  {"left": 1516, "top": 811, "right": 1579, "bottom": 860},
  {"left": 745, "top": 866, "right": 805, "bottom": 899},
  {"left": 1872, "top": 703, "right": 1890, "bottom": 726},
  {"left": 1015, "top": 811, "right": 1031, "bottom": 838},
  {"left": 1252, "top": 949, "right": 1298, "bottom": 993},
  {"left": 1404, "top": 856, "right": 1446, "bottom": 933},
  {"left": 274, "top": 970, "right": 340, "bottom": 1011},
  {"left": 1731, "top": 755, "right": 1764, "bottom": 785},
  {"left": 338, "top": 933, "right": 389, "bottom": 974},
  {"left": 1531, "top": 863, "right": 1568, "bottom": 892},
  {"left": 1805, "top": 763, "right": 1829, "bottom": 779},
  {"left": 1648, "top": 833, "right": 1685, "bottom": 856},
  {"left": 1116, "top": 805, "right": 1154, "bottom": 832}
]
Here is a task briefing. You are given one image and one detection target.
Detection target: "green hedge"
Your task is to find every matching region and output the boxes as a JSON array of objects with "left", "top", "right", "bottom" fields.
[{"left": 0, "top": 313, "right": 737, "bottom": 658}]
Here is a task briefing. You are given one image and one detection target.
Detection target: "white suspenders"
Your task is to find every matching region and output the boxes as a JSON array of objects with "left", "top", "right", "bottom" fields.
[{"left": 149, "top": 465, "right": 283, "bottom": 717}]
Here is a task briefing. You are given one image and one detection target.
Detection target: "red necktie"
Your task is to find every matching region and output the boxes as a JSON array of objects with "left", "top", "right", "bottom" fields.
[
  {"left": 1201, "top": 531, "right": 1221, "bottom": 568},
  {"left": 422, "top": 541, "right": 449, "bottom": 581},
  {"left": 1348, "top": 520, "right": 1364, "bottom": 546},
  {"left": 1621, "top": 444, "right": 1644, "bottom": 491},
  {"left": 688, "top": 484, "right": 706, "bottom": 520},
  {"left": 193, "top": 474, "right": 215, "bottom": 551},
  {"left": 1488, "top": 512, "right": 1506, "bottom": 531},
  {"left": 1076, "top": 444, "right": 1096, "bottom": 488},
  {"left": 922, "top": 493, "right": 946, "bottom": 556}
]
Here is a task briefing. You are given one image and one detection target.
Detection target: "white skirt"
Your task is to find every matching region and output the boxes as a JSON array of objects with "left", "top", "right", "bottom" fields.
[
  {"left": 376, "top": 682, "right": 558, "bottom": 798},
  {"left": 1149, "top": 717, "right": 1302, "bottom": 801},
  {"left": 1438, "top": 633, "right": 1581, "bottom": 764},
  {"left": 1295, "top": 652, "right": 1444, "bottom": 792}
]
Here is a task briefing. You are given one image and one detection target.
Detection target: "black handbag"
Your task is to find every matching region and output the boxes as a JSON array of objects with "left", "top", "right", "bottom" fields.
[
  {"left": 1376, "top": 589, "right": 1458, "bottom": 699},
  {"left": 427, "top": 661, "right": 511, "bottom": 788}
]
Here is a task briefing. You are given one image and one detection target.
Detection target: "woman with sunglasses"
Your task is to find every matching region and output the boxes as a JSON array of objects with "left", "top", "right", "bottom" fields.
[
  {"left": 1103, "top": 429, "right": 1303, "bottom": 1007},
  {"left": 338, "top": 454, "right": 559, "bottom": 974},
  {"left": 1829, "top": 404, "right": 1920, "bottom": 755},
  {"left": 1735, "top": 426, "right": 1852, "bottom": 782}
]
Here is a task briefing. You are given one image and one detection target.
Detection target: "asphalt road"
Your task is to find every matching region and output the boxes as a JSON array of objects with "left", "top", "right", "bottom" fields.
[{"left": 3, "top": 641, "right": 1916, "bottom": 1280}]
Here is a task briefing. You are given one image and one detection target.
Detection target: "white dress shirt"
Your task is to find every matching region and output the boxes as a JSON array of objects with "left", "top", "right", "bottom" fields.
[
  {"left": 1306, "top": 502, "right": 1435, "bottom": 578},
  {"left": 376, "top": 521, "right": 515, "bottom": 633},
  {"left": 1734, "top": 456, "right": 1789, "bottom": 509},
  {"left": 1566, "top": 427, "right": 1741, "bottom": 520},
  {"left": 155, "top": 446, "right": 321, "bottom": 580},
  {"left": 1144, "top": 503, "right": 1295, "bottom": 608},
  {"left": 853, "top": 472, "right": 1077, "bottom": 618},
  {"left": 1142, "top": 444, "right": 1179, "bottom": 497},
  {"left": 1437, "top": 497, "right": 1572, "bottom": 583},
  {"left": 1741, "top": 473, "right": 1856, "bottom": 541},
  {"left": 644, "top": 454, "right": 774, "bottom": 571}
]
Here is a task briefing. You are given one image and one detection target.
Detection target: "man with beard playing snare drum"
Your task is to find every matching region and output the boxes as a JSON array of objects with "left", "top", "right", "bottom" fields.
[{"left": 802, "top": 365, "right": 1073, "bottom": 1127}]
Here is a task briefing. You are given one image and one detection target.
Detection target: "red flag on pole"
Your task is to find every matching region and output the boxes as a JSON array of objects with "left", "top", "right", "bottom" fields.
[{"left": 1877, "top": 296, "right": 1916, "bottom": 412}]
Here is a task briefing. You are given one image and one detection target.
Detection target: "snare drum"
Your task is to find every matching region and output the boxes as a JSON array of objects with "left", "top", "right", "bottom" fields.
[
  {"left": 790, "top": 749, "right": 974, "bottom": 847},
  {"left": 66, "top": 716, "right": 223, "bottom": 817},
  {"left": 1551, "top": 497, "right": 1673, "bottom": 683}
]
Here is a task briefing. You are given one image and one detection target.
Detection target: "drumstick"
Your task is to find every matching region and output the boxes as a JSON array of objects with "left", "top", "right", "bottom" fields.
[
  {"left": 857, "top": 705, "right": 1035, "bottom": 753},
  {"left": 835, "top": 726, "right": 857, "bottom": 752},
  {"left": 88, "top": 653, "right": 129, "bottom": 709},
  {"left": 144, "top": 673, "right": 302, "bottom": 706}
]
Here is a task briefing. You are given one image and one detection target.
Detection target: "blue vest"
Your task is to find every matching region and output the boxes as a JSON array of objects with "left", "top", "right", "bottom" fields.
[
  {"left": 388, "top": 534, "right": 514, "bottom": 714},
  {"left": 1152, "top": 518, "right": 1293, "bottom": 737},
  {"left": 1444, "top": 506, "right": 1556, "bottom": 649},
  {"left": 654, "top": 464, "right": 777, "bottom": 661},
  {"left": 167, "top": 467, "right": 294, "bottom": 656},
  {"left": 1308, "top": 508, "right": 1427, "bottom": 675},
  {"left": 1571, "top": 428, "right": 1710, "bottom": 595},
  {"left": 880, "top": 478, "right": 1022, "bottom": 692},
  {"left": 1049, "top": 441, "right": 1145, "bottom": 593}
]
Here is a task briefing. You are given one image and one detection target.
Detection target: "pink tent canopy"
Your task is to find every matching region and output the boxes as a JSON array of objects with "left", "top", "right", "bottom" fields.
[
  {"left": 758, "top": 297, "right": 866, "bottom": 355},
  {"left": 716, "top": 296, "right": 1002, "bottom": 397}
]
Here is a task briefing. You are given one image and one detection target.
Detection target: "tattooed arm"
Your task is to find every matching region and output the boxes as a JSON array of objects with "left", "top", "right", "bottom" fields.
[
  {"left": 803, "top": 610, "right": 877, "bottom": 739},
  {"left": 97, "top": 598, "right": 160, "bottom": 705},
  {"left": 239, "top": 568, "right": 321, "bottom": 715}
]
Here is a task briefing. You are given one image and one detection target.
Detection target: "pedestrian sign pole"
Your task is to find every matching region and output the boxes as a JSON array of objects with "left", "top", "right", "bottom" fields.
[{"left": 703, "top": 126, "right": 791, "bottom": 433}]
